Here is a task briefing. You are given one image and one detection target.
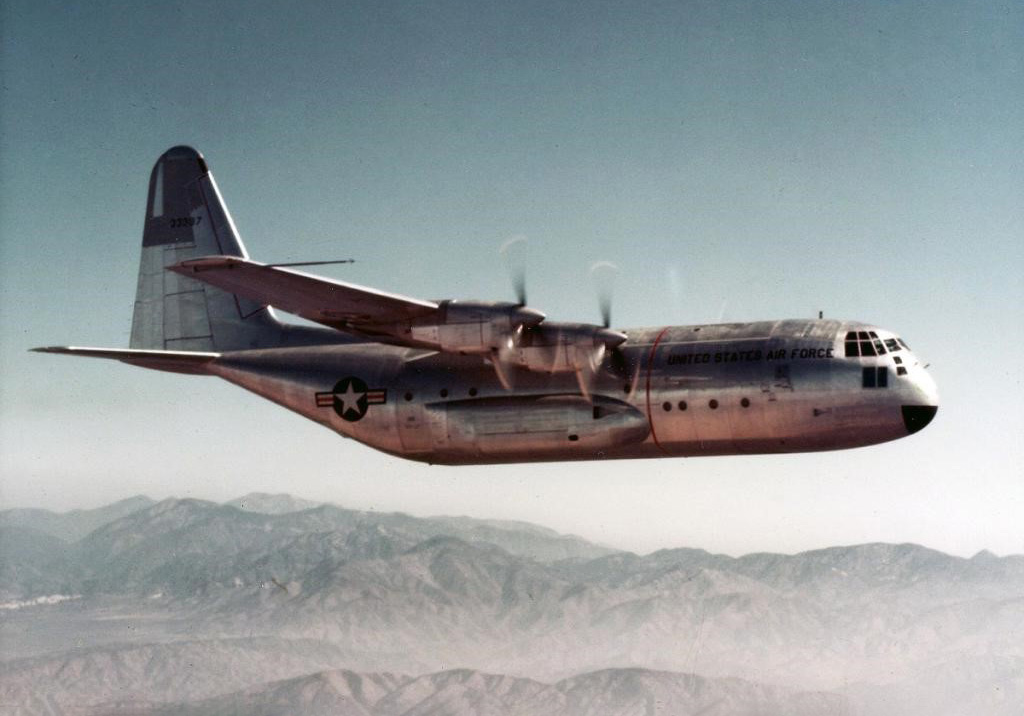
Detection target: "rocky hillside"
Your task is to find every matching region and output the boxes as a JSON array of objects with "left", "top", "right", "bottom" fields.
[{"left": 1, "top": 494, "right": 1021, "bottom": 716}]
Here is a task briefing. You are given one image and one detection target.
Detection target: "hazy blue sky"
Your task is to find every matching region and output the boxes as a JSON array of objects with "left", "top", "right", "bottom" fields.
[{"left": 2, "top": 0, "right": 1021, "bottom": 557}]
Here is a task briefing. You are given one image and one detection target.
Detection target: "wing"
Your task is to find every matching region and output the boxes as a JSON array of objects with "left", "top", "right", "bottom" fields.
[{"left": 168, "top": 256, "right": 439, "bottom": 332}]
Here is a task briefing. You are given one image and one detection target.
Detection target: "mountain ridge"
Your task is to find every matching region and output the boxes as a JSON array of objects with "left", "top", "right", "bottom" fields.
[{"left": 2, "top": 494, "right": 1021, "bottom": 715}]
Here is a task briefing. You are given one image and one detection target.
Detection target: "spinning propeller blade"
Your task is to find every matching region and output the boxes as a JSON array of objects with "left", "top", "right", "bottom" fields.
[
  {"left": 590, "top": 261, "right": 617, "bottom": 328},
  {"left": 500, "top": 236, "right": 528, "bottom": 306}
]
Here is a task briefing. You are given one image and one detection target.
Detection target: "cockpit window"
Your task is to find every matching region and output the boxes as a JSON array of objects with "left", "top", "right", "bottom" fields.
[
  {"left": 898, "top": 338, "right": 910, "bottom": 350},
  {"left": 844, "top": 331, "right": 886, "bottom": 357},
  {"left": 884, "top": 338, "right": 900, "bottom": 352}
]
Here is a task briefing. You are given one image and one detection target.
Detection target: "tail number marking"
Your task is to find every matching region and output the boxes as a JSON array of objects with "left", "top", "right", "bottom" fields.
[{"left": 169, "top": 216, "right": 203, "bottom": 228}]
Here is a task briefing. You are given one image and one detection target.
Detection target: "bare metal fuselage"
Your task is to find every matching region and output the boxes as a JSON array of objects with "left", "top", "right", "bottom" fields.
[
  {"left": 206, "top": 318, "right": 938, "bottom": 465},
  {"left": 35, "top": 147, "right": 938, "bottom": 465}
]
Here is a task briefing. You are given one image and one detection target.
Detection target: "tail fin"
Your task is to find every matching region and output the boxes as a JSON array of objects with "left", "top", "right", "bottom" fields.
[{"left": 130, "top": 146, "right": 285, "bottom": 351}]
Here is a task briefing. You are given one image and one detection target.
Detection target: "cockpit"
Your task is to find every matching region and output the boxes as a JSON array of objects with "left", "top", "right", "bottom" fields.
[
  {"left": 843, "top": 330, "right": 910, "bottom": 358},
  {"left": 843, "top": 329, "right": 917, "bottom": 382}
]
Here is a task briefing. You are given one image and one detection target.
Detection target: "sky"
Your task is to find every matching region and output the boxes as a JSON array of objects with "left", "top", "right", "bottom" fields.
[{"left": 1, "top": 0, "right": 1021, "bottom": 557}]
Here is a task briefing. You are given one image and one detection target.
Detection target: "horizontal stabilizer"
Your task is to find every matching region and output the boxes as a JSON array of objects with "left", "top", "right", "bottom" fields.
[
  {"left": 31, "top": 346, "right": 219, "bottom": 375},
  {"left": 168, "top": 256, "right": 438, "bottom": 330}
]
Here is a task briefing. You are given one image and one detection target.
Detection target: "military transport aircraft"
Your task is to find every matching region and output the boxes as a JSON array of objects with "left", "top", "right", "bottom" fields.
[{"left": 34, "top": 146, "right": 938, "bottom": 464}]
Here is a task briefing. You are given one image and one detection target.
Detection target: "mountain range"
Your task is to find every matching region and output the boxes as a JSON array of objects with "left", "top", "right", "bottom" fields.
[{"left": 1, "top": 493, "right": 1021, "bottom": 715}]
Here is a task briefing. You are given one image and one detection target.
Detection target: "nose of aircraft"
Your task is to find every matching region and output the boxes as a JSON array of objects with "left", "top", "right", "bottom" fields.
[
  {"left": 902, "top": 405, "right": 937, "bottom": 434},
  {"left": 902, "top": 367, "right": 939, "bottom": 434}
]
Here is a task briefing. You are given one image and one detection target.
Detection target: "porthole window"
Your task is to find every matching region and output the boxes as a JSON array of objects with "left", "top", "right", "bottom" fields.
[
  {"left": 709, "top": 399, "right": 719, "bottom": 409},
  {"left": 741, "top": 397, "right": 750, "bottom": 408},
  {"left": 404, "top": 392, "right": 413, "bottom": 401},
  {"left": 623, "top": 384, "right": 631, "bottom": 394},
  {"left": 662, "top": 401, "right": 672, "bottom": 412},
  {"left": 469, "top": 387, "right": 478, "bottom": 397},
  {"left": 678, "top": 401, "right": 687, "bottom": 411},
  {"left": 440, "top": 388, "right": 448, "bottom": 398}
]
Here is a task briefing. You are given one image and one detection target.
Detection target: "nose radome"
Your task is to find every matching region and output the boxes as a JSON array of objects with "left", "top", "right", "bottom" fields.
[{"left": 902, "top": 405, "right": 938, "bottom": 434}]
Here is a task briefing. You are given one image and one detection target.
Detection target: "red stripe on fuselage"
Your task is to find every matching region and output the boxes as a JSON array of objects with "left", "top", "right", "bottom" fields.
[{"left": 644, "top": 327, "right": 671, "bottom": 456}]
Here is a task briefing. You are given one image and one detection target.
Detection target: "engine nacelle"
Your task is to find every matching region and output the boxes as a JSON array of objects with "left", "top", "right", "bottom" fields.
[
  {"left": 507, "top": 323, "right": 626, "bottom": 375},
  {"left": 407, "top": 301, "right": 544, "bottom": 354}
]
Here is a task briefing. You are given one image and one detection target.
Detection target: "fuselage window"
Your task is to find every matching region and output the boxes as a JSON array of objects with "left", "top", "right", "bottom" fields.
[
  {"left": 862, "top": 366, "right": 889, "bottom": 388},
  {"left": 678, "top": 400, "right": 687, "bottom": 411}
]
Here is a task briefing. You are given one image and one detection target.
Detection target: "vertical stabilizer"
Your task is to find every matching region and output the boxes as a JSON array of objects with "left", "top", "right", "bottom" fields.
[{"left": 130, "top": 146, "right": 285, "bottom": 351}]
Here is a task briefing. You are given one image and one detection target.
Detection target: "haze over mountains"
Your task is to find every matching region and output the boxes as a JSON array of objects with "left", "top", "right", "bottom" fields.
[{"left": 1, "top": 493, "right": 1021, "bottom": 715}]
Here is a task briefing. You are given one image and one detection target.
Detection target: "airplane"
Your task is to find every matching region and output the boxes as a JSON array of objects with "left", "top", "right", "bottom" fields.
[{"left": 34, "top": 146, "right": 938, "bottom": 465}]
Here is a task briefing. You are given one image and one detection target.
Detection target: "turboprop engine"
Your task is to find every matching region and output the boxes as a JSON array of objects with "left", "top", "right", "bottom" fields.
[
  {"left": 406, "top": 301, "right": 546, "bottom": 355},
  {"left": 493, "top": 321, "right": 628, "bottom": 398}
]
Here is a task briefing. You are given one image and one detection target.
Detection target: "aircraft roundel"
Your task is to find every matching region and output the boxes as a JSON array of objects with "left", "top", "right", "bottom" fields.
[{"left": 315, "top": 376, "right": 387, "bottom": 422}]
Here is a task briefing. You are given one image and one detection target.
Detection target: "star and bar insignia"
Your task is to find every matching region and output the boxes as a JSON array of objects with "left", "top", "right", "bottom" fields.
[{"left": 315, "top": 376, "right": 387, "bottom": 422}]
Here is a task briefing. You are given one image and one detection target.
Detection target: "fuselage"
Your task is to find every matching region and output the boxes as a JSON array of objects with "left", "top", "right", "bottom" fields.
[
  {"left": 207, "top": 318, "right": 938, "bottom": 465},
  {"left": 35, "top": 148, "right": 940, "bottom": 467}
]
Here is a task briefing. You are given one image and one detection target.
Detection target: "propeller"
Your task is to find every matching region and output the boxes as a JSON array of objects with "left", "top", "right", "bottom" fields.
[
  {"left": 586, "top": 260, "right": 633, "bottom": 390},
  {"left": 490, "top": 325, "right": 522, "bottom": 391},
  {"left": 500, "top": 236, "right": 528, "bottom": 306},
  {"left": 590, "top": 261, "right": 617, "bottom": 328},
  {"left": 489, "top": 244, "right": 632, "bottom": 398},
  {"left": 492, "top": 237, "right": 532, "bottom": 389}
]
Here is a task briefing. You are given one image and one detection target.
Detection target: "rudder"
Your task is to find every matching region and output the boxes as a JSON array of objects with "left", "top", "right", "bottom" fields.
[{"left": 130, "top": 146, "right": 285, "bottom": 351}]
